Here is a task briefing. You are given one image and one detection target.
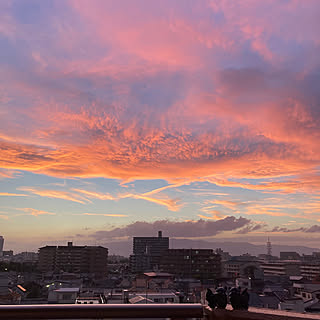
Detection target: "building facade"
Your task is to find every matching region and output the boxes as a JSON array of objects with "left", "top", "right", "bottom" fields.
[
  {"left": 0, "top": 236, "right": 4, "bottom": 257},
  {"left": 280, "top": 252, "right": 301, "bottom": 260},
  {"left": 160, "top": 249, "right": 221, "bottom": 281},
  {"left": 223, "top": 259, "right": 262, "bottom": 279},
  {"left": 130, "top": 231, "right": 169, "bottom": 273},
  {"left": 300, "top": 263, "right": 320, "bottom": 280},
  {"left": 261, "top": 261, "right": 301, "bottom": 277},
  {"left": 38, "top": 242, "right": 108, "bottom": 277}
]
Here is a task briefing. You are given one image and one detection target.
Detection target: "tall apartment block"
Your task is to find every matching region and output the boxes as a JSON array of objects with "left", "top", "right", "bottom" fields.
[
  {"left": 130, "top": 231, "right": 169, "bottom": 273},
  {"left": 0, "top": 236, "right": 3, "bottom": 257},
  {"left": 38, "top": 242, "right": 108, "bottom": 278},
  {"left": 160, "top": 249, "right": 221, "bottom": 281}
]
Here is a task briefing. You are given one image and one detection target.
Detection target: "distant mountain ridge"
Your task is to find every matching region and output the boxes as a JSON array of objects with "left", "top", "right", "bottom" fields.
[{"left": 105, "top": 238, "right": 319, "bottom": 257}]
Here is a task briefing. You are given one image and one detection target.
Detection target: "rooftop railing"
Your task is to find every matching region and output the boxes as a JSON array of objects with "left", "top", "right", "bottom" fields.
[
  {"left": 1, "top": 304, "right": 320, "bottom": 320},
  {"left": 0, "top": 303, "right": 203, "bottom": 319},
  {"left": 204, "top": 306, "right": 320, "bottom": 320}
]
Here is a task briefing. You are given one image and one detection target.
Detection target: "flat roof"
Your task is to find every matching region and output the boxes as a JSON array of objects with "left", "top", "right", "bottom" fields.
[
  {"left": 143, "top": 272, "right": 173, "bottom": 277},
  {"left": 55, "top": 288, "right": 79, "bottom": 293}
]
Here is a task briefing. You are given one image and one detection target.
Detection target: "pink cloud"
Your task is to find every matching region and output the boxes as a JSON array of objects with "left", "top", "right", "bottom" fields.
[{"left": 0, "top": 0, "right": 319, "bottom": 198}]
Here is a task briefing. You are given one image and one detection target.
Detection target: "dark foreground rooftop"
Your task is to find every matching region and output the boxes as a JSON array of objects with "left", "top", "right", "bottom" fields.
[{"left": 1, "top": 304, "right": 320, "bottom": 320}]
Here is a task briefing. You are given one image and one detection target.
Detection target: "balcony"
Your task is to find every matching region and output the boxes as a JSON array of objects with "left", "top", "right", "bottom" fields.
[{"left": 1, "top": 304, "right": 320, "bottom": 320}]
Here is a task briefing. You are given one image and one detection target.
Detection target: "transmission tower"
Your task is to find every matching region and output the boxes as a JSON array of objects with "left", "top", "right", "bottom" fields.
[{"left": 267, "top": 237, "right": 272, "bottom": 257}]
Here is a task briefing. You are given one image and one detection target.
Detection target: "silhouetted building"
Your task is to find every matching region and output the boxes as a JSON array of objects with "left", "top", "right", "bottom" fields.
[
  {"left": 11, "top": 252, "right": 37, "bottom": 263},
  {"left": 0, "top": 236, "right": 3, "bottom": 257},
  {"left": 300, "top": 263, "right": 320, "bottom": 280},
  {"left": 2, "top": 250, "right": 13, "bottom": 258},
  {"left": 38, "top": 242, "right": 108, "bottom": 277},
  {"left": 280, "top": 252, "right": 301, "bottom": 260},
  {"left": 130, "top": 231, "right": 169, "bottom": 273},
  {"left": 261, "top": 260, "right": 301, "bottom": 277},
  {"left": 223, "top": 254, "right": 263, "bottom": 279},
  {"left": 301, "top": 252, "right": 320, "bottom": 263},
  {"left": 160, "top": 249, "right": 221, "bottom": 281},
  {"left": 266, "top": 237, "right": 272, "bottom": 261}
]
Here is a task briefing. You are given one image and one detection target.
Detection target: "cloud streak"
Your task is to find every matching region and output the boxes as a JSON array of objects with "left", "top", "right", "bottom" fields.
[
  {"left": 15, "top": 185, "right": 181, "bottom": 211},
  {"left": 0, "top": 192, "right": 28, "bottom": 197},
  {"left": 78, "top": 213, "right": 128, "bottom": 217},
  {"left": 18, "top": 208, "right": 56, "bottom": 217},
  {"left": 268, "top": 225, "right": 320, "bottom": 233},
  {"left": 19, "top": 187, "right": 88, "bottom": 204}
]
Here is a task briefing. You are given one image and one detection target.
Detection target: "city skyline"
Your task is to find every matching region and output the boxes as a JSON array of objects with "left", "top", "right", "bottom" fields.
[{"left": 1, "top": 0, "right": 320, "bottom": 253}]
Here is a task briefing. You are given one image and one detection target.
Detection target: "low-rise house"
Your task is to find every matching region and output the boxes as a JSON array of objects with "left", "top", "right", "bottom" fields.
[
  {"left": 48, "top": 287, "right": 79, "bottom": 304},
  {"left": 279, "top": 297, "right": 305, "bottom": 313},
  {"left": 105, "top": 289, "right": 179, "bottom": 304},
  {"left": 134, "top": 272, "right": 174, "bottom": 291},
  {"left": 249, "top": 292, "right": 281, "bottom": 309},
  {"left": 129, "top": 296, "right": 153, "bottom": 304}
]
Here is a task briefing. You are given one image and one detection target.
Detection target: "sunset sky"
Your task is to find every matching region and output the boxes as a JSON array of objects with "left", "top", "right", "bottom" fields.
[{"left": 1, "top": 0, "right": 320, "bottom": 253}]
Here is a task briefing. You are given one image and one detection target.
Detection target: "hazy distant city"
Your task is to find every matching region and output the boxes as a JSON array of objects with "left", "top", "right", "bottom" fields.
[{"left": 2, "top": 232, "right": 320, "bottom": 314}]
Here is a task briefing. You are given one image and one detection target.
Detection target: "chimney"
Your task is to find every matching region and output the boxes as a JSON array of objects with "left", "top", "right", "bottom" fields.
[
  {"left": 67, "top": 242, "right": 73, "bottom": 247},
  {"left": 158, "top": 231, "right": 162, "bottom": 238}
]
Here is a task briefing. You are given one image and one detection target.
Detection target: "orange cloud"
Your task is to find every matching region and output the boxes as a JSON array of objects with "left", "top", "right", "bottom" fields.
[
  {"left": 18, "top": 208, "right": 56, "bottom": 217},
  {"left": 142, "top": 181, "right": 191, "bottom": 196},
  {"left": 120, "top": 193, "right": 181, "bottom": 212},
  {"left": 0, "top": 0, "right": 320, "bottom": 204},
  {"left": 72, "top": 189, "right": 116, "bottom": 200},
  {"left": 198, "top": 210, "right": 227, "bottom": 220},
  {"left": 0, "top": 192, "right": 28, "bottom": 197},
  {"left": 207, "top": 175, "right": 320, "bottom": 194},
  {"left": 79, "top": 213, "right": 128, "bottom": 217},
  {"left": 19, "top": 187, "right": 88, "bottom": 204},
  {"left": 0, "top": 169, "right": 19, "bottom": 179},
  {"left": 209, "top": 200, "right": 241, "bottom": 210},
  {"left": 72, "top": 187, "right": 181, "bottom": 211}
]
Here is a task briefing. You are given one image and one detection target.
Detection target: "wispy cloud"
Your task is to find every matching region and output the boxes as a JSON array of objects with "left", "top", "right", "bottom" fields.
[
  {"left": 208, "top": 199, "right": 241, "bottom": 210},
  {"left": 19, "top": 187, "right": 88, "bottom": 204},
  {"left": 13, "top": 184, "right": 181, "bottom": 211},
  {"left": 267, "top": 225, "right": 320, "bottom": 233},
  {"left": 72, "top": 189, "right": 116, "bottom": 200},
  {"left": 0, "top": 192, "right": 28, "bottom": 197},
  {"left": 17, "top": 208, "right": 56, "bottom": 217},
  {"left": 142, "top": 181, "right": 191, "bottom": 196},
  {"left": 0, "top": 169, "right": 19, "bottom": 179},
  {"left": 234, "top": 223, "right": 265, "bottom": 234},
  {"left": 120, "top": 193, "right": 181, "bottom": 211},
  {"left": 198, "top": 210, "right": 227, "bottom": 220},
  {"left": 77, "top": 212, "right": 128, "bottom": 217}
]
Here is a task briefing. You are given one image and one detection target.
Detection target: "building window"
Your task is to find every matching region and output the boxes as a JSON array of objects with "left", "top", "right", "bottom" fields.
[{"left": 62, "top": 294, "right": 72, "bottom": 300}]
